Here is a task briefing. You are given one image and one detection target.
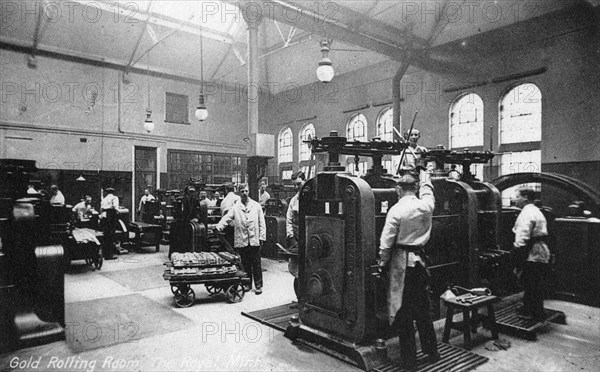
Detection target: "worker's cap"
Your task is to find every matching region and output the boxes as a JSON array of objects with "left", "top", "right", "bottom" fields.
[
  {"left": 395, "top": 174, "right": 417, "bottom": 186},
  {"left": 105, "top": 187, "right": 115, "bottom": 193}
]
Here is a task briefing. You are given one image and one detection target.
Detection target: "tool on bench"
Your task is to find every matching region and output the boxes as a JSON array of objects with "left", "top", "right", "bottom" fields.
[{"left": 456, "top": 293, "right": 490, "bottom": 304}]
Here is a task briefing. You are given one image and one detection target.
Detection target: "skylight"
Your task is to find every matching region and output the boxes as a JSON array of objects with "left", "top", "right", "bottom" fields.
[{"left": 105, "top": 0, "right": 241, "bottom": 37}]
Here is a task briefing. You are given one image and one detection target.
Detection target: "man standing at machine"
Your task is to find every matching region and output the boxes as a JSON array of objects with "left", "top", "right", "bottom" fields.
[
  {"left": 398, "top": 129, "right": 427, "bottom": 174},
  {"left": 286, "top": 171, "right": 306, "bottom": 301},
  {"left": 216, "top": 185, "right": 266, "bottom": 294},
  {"left": 378, "top": 165, "right": 439, "bottom": 370},
  {"left": 100, "top": 187, "right": 119, "bottom": 260},
  {"left": 258, "top": 182, "right": 270, "bottom": 208},
  {"left": 49, "top": 184, "right": 66, "bottom": 205},
  {"left": 220, "top": 183, "right": 240, "bottom": 215},
  {"left": 138, "top": 188, "right": 156, "bottom": 221},
  {"left": 513, "top": 187, "right": 550, "bottom": 321},
  {"left": 220, "top": 183, "right": 241, "bottom": 250}
]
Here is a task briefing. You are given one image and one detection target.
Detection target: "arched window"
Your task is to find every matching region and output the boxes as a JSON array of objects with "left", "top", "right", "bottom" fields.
[
  {"left": 500, "top": 84, "right": 541, "bottom": 144},
  {"left": 449, "top": 93, "right": 484, "bottom": 149},
  {"left": 498, "top": 83, "right": 543, "bottom": 206},
  {"left": 278, "top": 127, "right": 293, "bottom": 163},
  {"left": 346, "top": 113, "right": 367, "bottom": 141},
  {"left": 376, "top": 107, "right": 394, "bottom": 142},
  {"left": 299, "top": 123, "right": 315, "bottom": 162},
  {"left": 377, "top": 107, "right": 397, "bottom": 174},
  {"left": 449, "top": 93, "right": 484, "bottom": 179}
]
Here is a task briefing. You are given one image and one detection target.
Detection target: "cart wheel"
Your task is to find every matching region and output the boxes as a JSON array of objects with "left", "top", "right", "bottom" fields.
[
  {"left": 205, "top": 284, "right": 222, "bottom": 295},
  {"left": 174, "top": 286, "right": 195, "bottom": 308},
  {"left": 226, "top": 283, "right": 245, "bottom": 303}
]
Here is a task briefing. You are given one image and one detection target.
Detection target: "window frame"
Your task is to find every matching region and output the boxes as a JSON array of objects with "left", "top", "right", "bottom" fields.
[
  {"left": 376, "top": 107, "right": 394, "bottom": 142},
  {"left": 346, "top": 113, "right": 368, "bottom": 142},
  {"left": 278, "top": 127, "right": 293, "bottom": 164},
  {"left": 449, "top": 92, "right": 484, "bottom": 150},
  {"left": 498, "top": 82, "right": 542, "bottom": 152},
  {"left": 299, "top": 123, "right": 315, "bottom": 162}
]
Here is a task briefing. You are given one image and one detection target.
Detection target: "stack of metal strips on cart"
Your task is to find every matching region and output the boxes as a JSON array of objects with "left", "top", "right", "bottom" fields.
[
  {"left": 171, "top": 252, "right": 230, "bottom": 267},
  {"left": 168, "top": 252, "right": 238, "bottom": 280}
]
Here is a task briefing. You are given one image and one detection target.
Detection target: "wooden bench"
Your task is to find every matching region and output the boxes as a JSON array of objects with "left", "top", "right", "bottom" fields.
[{"left": 442, "top": 294, "right": 500, "bottom": 349}]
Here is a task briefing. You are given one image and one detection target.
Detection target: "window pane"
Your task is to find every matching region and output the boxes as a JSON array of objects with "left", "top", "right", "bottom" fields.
[
  {"left": 347, "top": 113, "right": 367, "bottom": 141},
  {"left": 377, "top": 107, "right": 394, "bottom": 142},
  {"left": 300, "top": 165, "right": 316, "bottom": 178},
  {"left": 500, "top": 84, "right": 542, "bottom": 144},
  {"left": 299, "top": 123, "right": 315, "bottom": 161},
  {"left": 450, "top": 93, "right": 484, "bottom": 148},
  {"left": 346, "top": 160, "right": 368, "bottom": 177},
  {"left": 167, "top": 150, "right": 246, "bottom": 189},
  {"left": 279, "top": 127, "right": 293, "bottom": 163},
  {"left": 499, "top": 150, "right": 542, "bottom": 206}
]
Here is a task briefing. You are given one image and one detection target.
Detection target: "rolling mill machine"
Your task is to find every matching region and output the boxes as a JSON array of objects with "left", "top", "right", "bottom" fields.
[
  {"left": 0, "top": 159, "right": 67, "bottom": 352},
  {"left": 283, "top": 132, "right": 511, "bottom": 370}
]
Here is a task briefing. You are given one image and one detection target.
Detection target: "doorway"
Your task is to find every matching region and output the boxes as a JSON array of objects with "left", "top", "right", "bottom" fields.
[{"left": 134, "top": 146, "right": 157, "bottom": 221}]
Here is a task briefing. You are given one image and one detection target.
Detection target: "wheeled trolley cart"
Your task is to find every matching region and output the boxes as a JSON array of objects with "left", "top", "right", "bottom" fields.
[
  {"left": 163, "top": 251, "right": 249, "bottom": 307},
  {"left": 67, "top": 228, "right": 103, "bottom": 270},
  {"left": 165, "top": 274, "right": 250, "bottom": 307}
]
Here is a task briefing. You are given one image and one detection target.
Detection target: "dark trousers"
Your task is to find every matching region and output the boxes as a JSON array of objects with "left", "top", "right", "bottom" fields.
[
  {"left": 223, "top": 226, "right": 235, "bottom": 250},
  {"left": 237, "top": 245, "right": 262, "bottom": 289},
  {"left": 521, "top": 261, "right": 548, "bottom": 319},
  {"left": 394, "top": 264, "right": 438, "bottom": 365},
  {"left": 101, "top": 210, "right": 117, "bottom": 258}
]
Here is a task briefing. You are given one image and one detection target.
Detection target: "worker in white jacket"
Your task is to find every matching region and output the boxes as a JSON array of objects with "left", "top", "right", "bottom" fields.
[{"left": 216, "top": 184, "right": 266, "bottom": 294}]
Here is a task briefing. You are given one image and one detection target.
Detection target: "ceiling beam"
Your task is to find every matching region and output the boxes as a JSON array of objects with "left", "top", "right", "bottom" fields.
[
  {"left": 68, "top": 0, "right": 234, "bottom": 44},
  {"left": 227, "top": 0, "right": 468, "bottom": 74},
  {"left": 302, "top": 0, "right": 429, "bottom": 49},
  {"left": 0, "top": 37, "right": 207, "bottom": 86},
  {"left": 126, "top": 1, "right": 153, "bottom": 68},
  {"left": 227, "top": 0, "right": 413, "bottom": 62},
  {"left": 261, "top": 30, "right": 312, "bottom": 56}
]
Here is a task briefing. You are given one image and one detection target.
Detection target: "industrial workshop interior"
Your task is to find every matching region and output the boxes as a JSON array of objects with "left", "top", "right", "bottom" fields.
[{"left": 1, "top": 0, "right": 599, "bottom": 371}]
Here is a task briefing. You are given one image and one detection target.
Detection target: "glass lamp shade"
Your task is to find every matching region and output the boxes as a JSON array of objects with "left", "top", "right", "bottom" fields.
[
  {"left": 317, "top": 59, "right": 334, "bottom": 83},
  {"left": 195, "top": 106, "right": 208, "bottom": 121},
  {"left": 143, "top": 118, "right": 154, "bottom": 133}
]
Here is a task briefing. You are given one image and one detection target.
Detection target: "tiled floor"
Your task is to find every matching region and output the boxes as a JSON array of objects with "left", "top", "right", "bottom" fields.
[{"left": 1, "top": 244, "right": 598, "bottom": 372}]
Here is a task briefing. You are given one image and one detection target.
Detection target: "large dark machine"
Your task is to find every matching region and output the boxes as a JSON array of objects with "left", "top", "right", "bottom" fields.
[
  {"left": 491, "top": 171, "right": 600, "bottom": 306},
  {"left": 0, "top": 159, "right": 66, "bottom": 352},
  {"left": 263, "top": 184, "right": 295, "bottom": 259},
  {"left": 168, "top": 181, "right": 228, "bottom": 257},
  {"left": 284, "top": 132, "right": 600, "bottom": 369},
  {"left": 284, "top": 132, "right": 510, "bottom": 370}
]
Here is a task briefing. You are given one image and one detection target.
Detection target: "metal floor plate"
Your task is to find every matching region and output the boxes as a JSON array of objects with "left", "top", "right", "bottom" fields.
[
  {"left": 241, "top": 302, "right": 298, "bottom": 332},
  {"left": 494, "top": 302, "right": 566, "bottom": 341},
  {"left": 374, "top": 342, "right": 488, "bottom": 372}
]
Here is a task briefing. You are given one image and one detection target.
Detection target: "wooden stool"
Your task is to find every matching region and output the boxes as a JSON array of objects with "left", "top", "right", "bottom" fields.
[{"left": 442, "top": 294, "right": 500, "bottom": 349}]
